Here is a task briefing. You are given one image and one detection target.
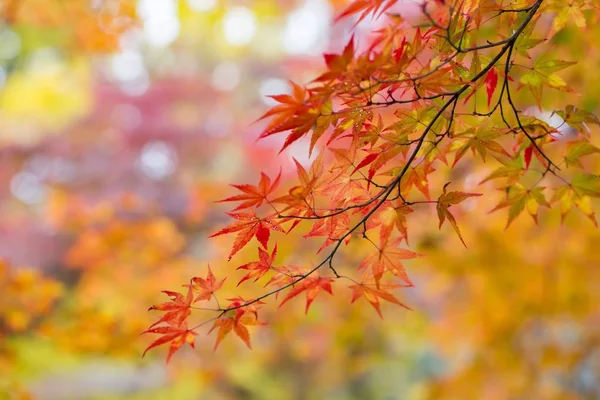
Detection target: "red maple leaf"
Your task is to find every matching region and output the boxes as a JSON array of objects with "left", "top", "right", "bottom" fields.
[
  {"left": 143, "top": 321, "right": 198, "bottom": 362},
  {"left": 359, "top": 237, "right": 421, "bottom": 287},
  {"left": 335, "top": 0, "right": 399, "bottom": 25},
  {"left": 278, "top": 275, "right": 334, "bottom": 313},
  {"left": 210, "top": 210, "right": 284, "bottom": 260},
  {"left": 485, "top": 67, "right": 498, "bottom": 107},
  {"left": 209, "top": 297, "right": 266, "bottom": 350},
  {"left": 217, "top": 170, "right": 281, "bottom": 211},
  {"left": 236, "top": 245, "right": 277, "bottom": 286},
  {"left": 436, "top": 184, "right": 482, "bottom": 247},
  {"left": 315, "top": 35, "right": 355, "bottom": 82},
  {"left": 147, "top": 287, "right": 194, "bottom": 329},
  {"left": 190, "top": 265, "right": 226, "bottom": 302},
  {"left": 350, "top": 281, "right": 411, "bottom": 317}
]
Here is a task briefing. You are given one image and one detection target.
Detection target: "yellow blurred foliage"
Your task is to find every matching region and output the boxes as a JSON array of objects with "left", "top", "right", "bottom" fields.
[{"left": 0, "top": 57, "right": 91, "bottom": 145}]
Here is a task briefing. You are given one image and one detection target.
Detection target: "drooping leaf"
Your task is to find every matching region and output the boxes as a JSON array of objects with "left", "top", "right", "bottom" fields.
[
  {"left": 278, "top": 275, "right": 334, "bottom": 313},
  {"left": 485, "top": 67, "right": 498, "bottom": 107},
  {"left": 564, "top": 140, "right": 600, "bottom": 168},
  {"left": 142, "top": 322, "right": 198, "bottom": 363},
  {"left": 349, "top": 281, "right": 411, "bottom": 318},
  {"left": 489, "top": 184, "right": 549, "bottom": 227},
  {"left": 359, "top": 237, "right": 421, "bottom": 287},
  {"left": 368, "top": 202, "right": 413, "bottom": 245},
  {"left": 552, "top": 185, "right": 598, "bottom": 226},
  {"left": 524, "top": 144, "right": 534, "bottom": 170},
  {"left": 572, "top": 173, "right": 600, "bottom": 198},
  {"left": 436, "top": 184, "right": 482, "bottom": 247},
  {"left": 209, "top": 298, "right": 266, "bottom": 350}
]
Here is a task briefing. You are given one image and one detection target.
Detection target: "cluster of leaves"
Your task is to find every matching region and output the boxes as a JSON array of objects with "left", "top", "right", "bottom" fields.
[
  {"left": 145, "top": 0, "right": 600, "bottom": 361},
  {"left": 0, "top": 260, "right": 63, "bottom": 333}
]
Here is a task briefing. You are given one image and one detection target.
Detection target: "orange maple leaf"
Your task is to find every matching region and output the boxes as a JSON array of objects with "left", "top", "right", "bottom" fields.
[
  {"left": 359, "top": 237, "right": 421, "bottom": 287},
  {"left": 190, "top": 265, "right": 226, "bottom": 302},
  {"left": 237, "top": 245, "right": 277, "bottom": 286},
  {"left": 143, "top": 321, "right": 198, "bottom": 362},
  {"left": 368, "top": 201, "right": 414, "bottom": 245},
  {"left": 278, "top": 275, "right": 334, "bottom": 313},
  {"left": 209, "top": 298, "right": 266, "bottom": 350},
  {"left": 315, "top": 35, "right": 355, "bottom": 82},
  {"left": 147, "top": 287, "right": 194, "bottom": 329},
  {"left": 349, "top": 281, "right": 411, "bottom": 317},
  {"left": 436, "top": 184, "right": 482, "bottom": 247},
  {"left": 217, "top": 170, "right": 281, "bottom": 211},
  {"left": 209, "top": 210, "right": 284, "bottom": 260},
  {"left": 335, "top": 0, "right": 399, "bottom": 25}
]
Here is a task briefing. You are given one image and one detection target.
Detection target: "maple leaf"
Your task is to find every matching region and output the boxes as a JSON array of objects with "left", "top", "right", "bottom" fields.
[
  {"left": 257, "top": 82, "right": 333, "bottom": 153},
  {"left": 571, "top": 173, "right": 600, "bottom": 198},
  {"left": 564, "top": 140, "right": 600, "bottom": 168},
  {"left": 485, "top": 67, "right": 498, "bottom": 107},
  {"left": 489, "top": 184, "right": 549, "bottom": 227},
  {"left": 257, "top": 80, "right": 309, "bottom": 136},
  {"left": 237, "top": 245, "right": 277, "bottom": 286},
  {"left": 513, "top": 14, "right": 544, "bottom": 58},
  {"left": 450, "top": 122, "right": 510, "bottom": 166},
  {"left": 519, "top": 57, "right": 576, "bottom": 108},
  {"left": 524, "top": 144, "right": 534, "bottom": 170},
  {"left": 552, "top": 185, "right": 597, "bottom": 226},
  {"left": 400, "top": 163, "right": 436, "bottom": 199},
  {"left": 143, "top": 321, "right": 198, "bottom": 362},
  {"left": 367, "top": 201, "right": 413, "bottom": 245},
  {"left": 190, "top": 265, "right": 226, "bottom": 302},
  {"left": 278, "top": 275, "right": 334, "bottom": 313},
  {"left": 264, "top": 265, "right": 304, "bottom": 289},
  {"left": 272, "top": 153, "right": 332, "bottom": 222},
  {"left": 436, "top": 184, "right": 482, "bottom": 247},
  {"left": 359, "top": 237, "right": 420, "bottom": 287},
  {"left": 547, "top": 0, "right": 587, "bottom": 38},
  {"left": 552, "top": 105, "right": 600, "bottom": 137},
  {"left": 217, "top": 171, "right": 281, "bottom": 211},
  {"left": 147, "top": 287, "right": 194, "bottom": 329},
  {"left": 365, "top": 144, "right": 406, "bottom": 184},
  {"left": 480, "top": 155, "right": 524, "bottom": 185},
  {"left": 320, "top": 171, "right": 368, "bottom": 207},
  {"left": 352, "top": 152, "right": 379, "bottom": 176},
  {"left": 304, "top": 212, "right": 352, "bottom": 253},
  {"left": 335, "top": 0, "right": 399, "bottom": 25},
  {"left": 350, "top": 281, "right": 411, "bottom": 318},
  {"left": 315, "top": 35, "right": 354, "bottom": 82},
  {"left": 209, "top": 298, "right": 266, "bottom": 350},
  {"left": 210, "top": 210, "right": 284, "bottom": 260}
]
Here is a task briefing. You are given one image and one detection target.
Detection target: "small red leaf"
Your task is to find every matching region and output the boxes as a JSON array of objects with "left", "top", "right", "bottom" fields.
[
  {"left": 524, "top": 145, "right": 534, "bottom": 170},
  {"left": 352, "top": 152, "right": 378, "bottom": 175},
  {"left": 485, "top": 68, "right": 498, "bottom": 108}
]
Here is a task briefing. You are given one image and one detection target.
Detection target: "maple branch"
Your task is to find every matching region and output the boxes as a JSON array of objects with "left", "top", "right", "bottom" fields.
[
  {"left": 216, "top": 0, "right": 546, "bottom": 316},
  {"left": 502, "top": 42, "right": 560, "bottom": 172}
]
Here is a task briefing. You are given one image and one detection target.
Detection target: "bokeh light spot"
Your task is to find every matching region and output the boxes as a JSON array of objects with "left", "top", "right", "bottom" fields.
[{"left": 222, "top": 6, "right": 257, "bottom": 46}]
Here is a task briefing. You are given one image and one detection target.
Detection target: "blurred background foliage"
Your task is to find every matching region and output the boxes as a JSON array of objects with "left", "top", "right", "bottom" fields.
[{"left": 0, "top": 0, "right": 599, "bottom": 399}]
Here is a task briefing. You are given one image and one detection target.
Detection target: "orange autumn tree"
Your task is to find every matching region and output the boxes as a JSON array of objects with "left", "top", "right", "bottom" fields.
[{"left": 145, "top": 0, "right": 600, "bottom": 361}]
